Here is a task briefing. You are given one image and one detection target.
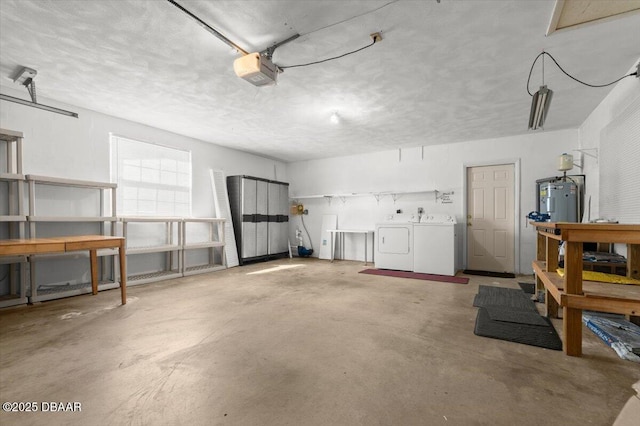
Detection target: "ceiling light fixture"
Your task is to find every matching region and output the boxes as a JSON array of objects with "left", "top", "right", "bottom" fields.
[
  {"left": 0, "top": 66, "right": 78, "bottom": 118},
  {"left": 526, "top": 52, "right": 638, "bottom": 130},
  {"left": 528, "top": 85, "right": 553, "bottom": 130},
  {"left": 330, "top": 112, "right": 340, "bottom": 124}
]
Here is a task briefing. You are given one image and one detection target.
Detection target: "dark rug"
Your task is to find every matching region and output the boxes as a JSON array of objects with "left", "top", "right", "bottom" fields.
[
  {"left": 518, "top": 282, "right": 536, "bottom": 294},
  {"left": 473, "top": 285, "right": 537, "bottom": 312},
  {"left": 485, "top": 306, "right": 549, "bottom": 326},
  {"left": 359, "top": 269, "right": 468, "bottom": 284},
  {"left": 472, "top": 285, "right": 562, "bottom": 350},
  {"left": 474, "top": 307, "right": 562, "bottom": 350},
  {"left": 463, "top": 269, "right": 516, "bottom": 278}
]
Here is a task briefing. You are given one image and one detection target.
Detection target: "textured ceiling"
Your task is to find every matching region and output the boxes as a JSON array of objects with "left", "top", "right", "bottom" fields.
[{"left": 1, "top": 0, "right": 639, "bottom": 162}]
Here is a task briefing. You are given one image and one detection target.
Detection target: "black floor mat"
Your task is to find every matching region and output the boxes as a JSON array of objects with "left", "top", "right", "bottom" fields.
[
  {"left": 473, "top": 285, "right": 537, "bottom": 312},
  {"left": 485, "top": 306, "right": 549, "bottom": 326},
  {"left": 518, "top": 282, "right": 536, "bottom": 294},
  {"left": 474, "top": 307, "right": 562, "bottom": 350},
  {"left": 463, "top": 269, "right": 516, "bottom": 278}
]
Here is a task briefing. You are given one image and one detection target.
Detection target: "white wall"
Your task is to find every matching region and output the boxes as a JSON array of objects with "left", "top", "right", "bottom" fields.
[
  {"left": 578, "top": 59, "right": 640, "bottom": 257},
  {"left": 0, "top": 86, "right": 287, "bottom": 217},
  {"left": 286, "top": 129, "right": 578, "bottom": 274},
  {"left": 0, "top": 87, "right": 286, "bottom": 292},
  {"left": 579, "top": 60, "right": 640, "bottom": 222}
]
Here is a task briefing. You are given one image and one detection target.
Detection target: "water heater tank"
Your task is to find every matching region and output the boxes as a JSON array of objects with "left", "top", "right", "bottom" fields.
[{"left": 539, "top": 182, "right": 578, "bottom": 222}]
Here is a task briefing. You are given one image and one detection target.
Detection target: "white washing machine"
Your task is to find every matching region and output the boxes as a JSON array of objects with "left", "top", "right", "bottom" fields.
[
  {"left": 413, "top": 214, "right": 457, "bottom": 276},
  {"left": 374, "top": 214, "right": 417, "bottom": 271}
]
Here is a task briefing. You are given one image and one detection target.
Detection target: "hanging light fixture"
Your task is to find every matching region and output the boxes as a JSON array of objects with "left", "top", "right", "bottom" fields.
[
  {"left": 528, "top": 51, "right": 552, "bottom": 130},
  {"left": 528, "top": 85, "right": 553, "bottom": 130},
  {"left": 526, "top": 52, "right": 638, "bottom": 130}
]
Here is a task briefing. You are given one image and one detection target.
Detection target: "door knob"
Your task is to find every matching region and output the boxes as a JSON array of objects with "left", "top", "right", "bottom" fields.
[
  {"left": 467, "top": 222, "right": 472, "bottom": 227},
  {"left": 467, "top": 214, "right": 472, "bottom": 219}
]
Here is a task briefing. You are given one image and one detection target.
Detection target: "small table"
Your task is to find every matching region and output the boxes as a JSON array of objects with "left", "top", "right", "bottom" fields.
[
  {"left": 0, "top": 235, "right": 127, "bottom": 305},
  {"left": 328, "top": 229, "right": 374, "bottom": 265}
]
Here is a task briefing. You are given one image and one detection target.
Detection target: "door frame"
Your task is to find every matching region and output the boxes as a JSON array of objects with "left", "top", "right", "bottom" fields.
[{"left": 462, "top": 159, "right": 521, "bottom": 274}]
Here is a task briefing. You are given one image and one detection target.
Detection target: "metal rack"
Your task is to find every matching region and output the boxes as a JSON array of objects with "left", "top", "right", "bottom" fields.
[
  {"left": 0, "top": 129, "right": 27, "bottom": 307},
  {"left": 120, "top": 217, "right": 183, "bottom": 285},
  {"left": 182, "top": 218, "right": 226, "bottom": 276},
  {"left": 120, "top": 217, "right": 226, "bottom": 284},
  {"left": 25, "top": 175, "right": 120, "bottom": 302}
]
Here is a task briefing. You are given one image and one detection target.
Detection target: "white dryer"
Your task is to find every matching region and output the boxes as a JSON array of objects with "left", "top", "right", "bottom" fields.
[
  {"left": 374, "top": 215, "right": 416, "bottom": 271},
  {"left": 413, "top": 214, "right": 457, "bottom": 276}
]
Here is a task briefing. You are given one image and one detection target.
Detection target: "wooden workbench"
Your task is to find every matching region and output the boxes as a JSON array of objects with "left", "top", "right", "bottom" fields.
[
  {"left": 531, "top": 222, "right": 640, "bottom": 356},
  {"left": 0, "top": 235, "right": 127, "bottom": 305}
]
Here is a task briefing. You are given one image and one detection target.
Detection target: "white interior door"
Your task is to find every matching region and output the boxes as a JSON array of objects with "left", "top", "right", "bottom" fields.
[{"left": 466, "top": 164, "right": 515, "bottom": 273}]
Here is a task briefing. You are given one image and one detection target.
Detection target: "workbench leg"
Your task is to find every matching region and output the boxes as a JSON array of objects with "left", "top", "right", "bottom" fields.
[
  {"left": 90, "top": 249, "right": 98, "bottom": 295},
  {"left": 119, "top": 242, "right": 127, "bottom": 305},
  {"left": 540, "top": 274, "right": 559, "bottom": 318},
  {"left": 563, "top": 241, "right": 583, "bottom": 357},
  {"left": 628, "top": 244, "right": 639, "bottom": 324},
  {"left": 563, "top": 307, "right": 582, "bottom": 356}
]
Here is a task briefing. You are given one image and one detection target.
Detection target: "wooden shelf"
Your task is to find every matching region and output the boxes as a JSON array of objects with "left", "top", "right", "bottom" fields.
[
  {"left": 533, "top": 261, "right": 639, "bottom": 316},
  {"left": 532, "top": 222, "right": 640, "bottom": 356}
]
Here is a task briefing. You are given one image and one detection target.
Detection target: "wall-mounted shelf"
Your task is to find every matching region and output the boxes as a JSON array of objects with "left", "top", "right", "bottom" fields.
[{"left": 291, "top": 189, "right": 441, "bottom": 205}]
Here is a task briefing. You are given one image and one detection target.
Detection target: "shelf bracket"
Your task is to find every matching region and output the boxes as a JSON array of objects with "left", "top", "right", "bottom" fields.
[{"left": 573, "top": 148, "right": 598, "bottom": 166}]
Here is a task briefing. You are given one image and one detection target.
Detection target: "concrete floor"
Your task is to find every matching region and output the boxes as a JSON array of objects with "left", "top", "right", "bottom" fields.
[{"left": 1, "top": 258, "right": 638, "bottom": 426}]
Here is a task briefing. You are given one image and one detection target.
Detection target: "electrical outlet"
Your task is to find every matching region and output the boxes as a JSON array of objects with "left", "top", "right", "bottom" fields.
[{"left": 370, "top": 32, "right": 382, "bottom": 43}]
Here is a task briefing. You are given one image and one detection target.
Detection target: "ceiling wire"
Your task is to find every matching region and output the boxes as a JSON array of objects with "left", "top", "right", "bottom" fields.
[
  {"left": 297, "top": 0, "right": 400, "bottom": 38},
  {"left": 278, "top": 39, "right": 377, "bottom": 70},
  {"left": 527, "top": 51, "right": 638, "bottom": 96}
]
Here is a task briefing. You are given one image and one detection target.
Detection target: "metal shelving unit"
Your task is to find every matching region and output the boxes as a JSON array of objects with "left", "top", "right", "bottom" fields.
[
  {"left": 120, "top": 217, "right": 183, "bottom": 285},
  {"left": 25, "top": 175, "right": 120, "bottom": 302},
  {"left": 0, "top": 129, "right": 28, "bottom": 307},
  {"left": 182, "top": 218, "right": 226, "bottom": 276}
]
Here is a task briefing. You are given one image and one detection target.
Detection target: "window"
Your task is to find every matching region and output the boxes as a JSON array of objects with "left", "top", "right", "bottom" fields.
[{"left": 110, "top": 135, "right": 191, "bottom": 216}]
